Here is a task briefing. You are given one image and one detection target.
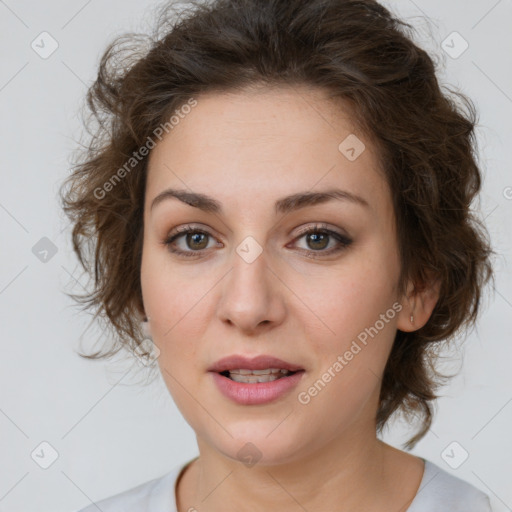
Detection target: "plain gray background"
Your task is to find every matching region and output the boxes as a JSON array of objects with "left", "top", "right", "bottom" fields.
[{"left": 0, "top": 1, "right": 511, "bottom": 511}]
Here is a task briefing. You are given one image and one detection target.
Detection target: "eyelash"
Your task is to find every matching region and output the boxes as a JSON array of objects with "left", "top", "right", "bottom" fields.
[{"left": 163, "top": 224, "right": 353, "bottom": 259}]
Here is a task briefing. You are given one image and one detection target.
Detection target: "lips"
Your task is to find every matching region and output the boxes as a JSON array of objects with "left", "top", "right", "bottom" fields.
[
  {"left": 208, "top": 354, "right": 305, "bottom": 405},
  {"left": 208, "top": 354, "right": 304, "bottom": 373}
]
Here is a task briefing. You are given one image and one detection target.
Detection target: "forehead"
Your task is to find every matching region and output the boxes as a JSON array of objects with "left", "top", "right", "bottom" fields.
[{"left": 145, "top": 86, "right": 389, "bottom": 213}]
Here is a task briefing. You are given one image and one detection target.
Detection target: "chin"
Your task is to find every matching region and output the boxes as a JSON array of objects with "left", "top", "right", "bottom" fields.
[{"left": 202, "top": 420, "right": 313, "bottom": 467}]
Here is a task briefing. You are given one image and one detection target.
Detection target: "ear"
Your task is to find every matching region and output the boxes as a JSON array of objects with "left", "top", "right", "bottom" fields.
[{"left": 396, "top": 271, "right": 441, "bottom": 332}]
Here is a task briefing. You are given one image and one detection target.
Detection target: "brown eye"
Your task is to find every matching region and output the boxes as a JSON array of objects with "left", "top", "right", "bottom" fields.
[
  {"left": 305, "top": 232, "right": 330, "bottom": 251},
  {"left": 163, "top": 224, "right": 352, "bottom": 259},
  {"left": 291, "top": 226, "right": 353, "bottom": 258},
  {"left": 164, "top": 226, "right": 218, "bottom": 258},
  {"left": 185, "top": 232, "right": 209, "bottom": 250}
]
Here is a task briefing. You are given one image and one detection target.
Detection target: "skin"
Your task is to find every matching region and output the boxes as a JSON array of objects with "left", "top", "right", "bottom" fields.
[{"left": 140, "top": 85, "right": 440, "bottom": 512}]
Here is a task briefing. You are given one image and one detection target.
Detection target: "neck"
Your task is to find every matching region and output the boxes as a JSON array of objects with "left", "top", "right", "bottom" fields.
[{"left": 178, "top": 429, "right": 407, "bottom": 512}]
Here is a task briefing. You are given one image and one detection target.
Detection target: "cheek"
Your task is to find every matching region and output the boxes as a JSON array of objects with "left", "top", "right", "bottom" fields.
[
  {"left": 141, "top": 261, "right": 207, "bottom": 412},
  {"left": 293, "top": 254, "right": 400, "bottom": 409},
  {"left": 140, "top": 251, "right": 232, "bottom": 394},
  {"left": 297, "top": 253, "right": 398, "bottom": 341},
  {"left": 140, "top": 251, "right": 205, "bottom": 377},
  {"left": 141, "top": 244, "right": 208, "bottom": 325},
  {"left": 295, "top": 277, "right": 398, "bottom": 431}
]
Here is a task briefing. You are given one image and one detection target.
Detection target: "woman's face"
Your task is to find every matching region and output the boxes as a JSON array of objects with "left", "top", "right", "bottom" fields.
[{"left": 141, "top": 86, "right": 412, "bottom": 465}]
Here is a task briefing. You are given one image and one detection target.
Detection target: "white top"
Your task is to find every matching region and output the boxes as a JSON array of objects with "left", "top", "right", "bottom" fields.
[{"left": 75, "top": 457, "right": 492, "bottom": 512}]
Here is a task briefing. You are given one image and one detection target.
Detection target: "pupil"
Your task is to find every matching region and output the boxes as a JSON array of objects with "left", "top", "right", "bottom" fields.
[
  {"left": 187, "top": 232, "right": 208, "bottom": 250},
  {"left": 308, "top": 232, "right": 328, "bottom": 250}
]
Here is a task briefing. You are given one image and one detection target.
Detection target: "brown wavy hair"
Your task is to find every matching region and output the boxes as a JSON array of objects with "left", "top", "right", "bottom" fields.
[{"left": 59, "top": 0, "right": 495, "bottom": 449}]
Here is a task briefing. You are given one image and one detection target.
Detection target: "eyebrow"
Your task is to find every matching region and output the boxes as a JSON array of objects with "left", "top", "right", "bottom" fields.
[{"left": 150, "top": 187, "right": 369, "bottom": 215}]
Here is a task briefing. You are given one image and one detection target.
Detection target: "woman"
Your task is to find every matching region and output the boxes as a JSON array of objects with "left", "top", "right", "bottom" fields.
[{"left": 61, "top": 0, "right": 495, "bottom": 510}]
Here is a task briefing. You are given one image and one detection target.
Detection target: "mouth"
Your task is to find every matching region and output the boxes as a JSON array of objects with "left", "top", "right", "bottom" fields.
[
  {"left": 208, "top": 354, "right": 304, "bottom": 377},
  {"left": 219, "top": 368, "right": 300, "bottom": 383},
  {"left": 208, "top": 354, "right": 305, "bottom": 405}
]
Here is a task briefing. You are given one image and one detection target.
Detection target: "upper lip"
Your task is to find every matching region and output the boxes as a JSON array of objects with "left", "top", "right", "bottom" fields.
[{"left": 208, "top": 355, "right": 304, "bottom": 373}]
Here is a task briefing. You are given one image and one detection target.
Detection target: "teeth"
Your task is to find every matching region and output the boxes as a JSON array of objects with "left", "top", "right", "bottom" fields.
[
  {"left": 229, "top": 373, "right": 282, "bottom": 383},
  {"left": 225, "top": 368, "right": 293, "bottom": 383},
  {"left": 228, "top": 368, "right": 289, "bottom": 375}
]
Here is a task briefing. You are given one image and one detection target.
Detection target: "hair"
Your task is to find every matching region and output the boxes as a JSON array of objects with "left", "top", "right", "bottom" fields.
[{"left": 59, "top": 0, "right": 495, "bottom": 449}]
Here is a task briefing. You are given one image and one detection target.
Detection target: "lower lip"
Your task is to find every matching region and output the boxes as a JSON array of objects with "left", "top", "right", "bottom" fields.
[{"left": 210, "top": 371, "right": 305, "bottom": 405}]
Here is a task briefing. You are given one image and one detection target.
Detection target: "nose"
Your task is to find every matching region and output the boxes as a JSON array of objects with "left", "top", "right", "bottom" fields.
[{"left": 215, "top": 244, "right": 286, "bottom": 334}]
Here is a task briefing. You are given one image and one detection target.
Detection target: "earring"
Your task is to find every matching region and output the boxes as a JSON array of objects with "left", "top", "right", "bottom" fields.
[
  {"left": 410, "top": 314, "right": 414, "bottom": 324},
  {"left": 141, "top": 316, "right": 152, "bottom": 339}
]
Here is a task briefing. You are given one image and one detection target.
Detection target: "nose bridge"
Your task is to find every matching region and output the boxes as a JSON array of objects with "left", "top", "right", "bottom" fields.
[{"left": 216, "top": 236, "right": 284, "bottom": 330}]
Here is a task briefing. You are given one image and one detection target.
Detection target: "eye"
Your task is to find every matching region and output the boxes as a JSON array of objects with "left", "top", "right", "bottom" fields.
[
  {"left": 163, "top": 223, "right": 352, "bottom": 259},
  {"left": 163, "top": 225, "right": 220, "bottom": 258},
  {"left": 290, "top": 224, "right": 353, "bottom": 257}
]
